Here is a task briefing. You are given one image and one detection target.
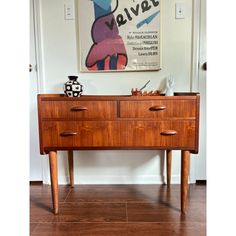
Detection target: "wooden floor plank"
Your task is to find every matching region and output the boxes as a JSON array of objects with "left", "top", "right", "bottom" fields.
[
  {"left": 30, "top": 184, "right": 71, "bottom": 203},
  {"left": 30, "top": 223, "right": 39, "bottom": 235},
  {"left": 31, "top": 202, "right": 126, "bottom": 223},
  {"left": 127, "top": 201, "right": 206, "bottom": 223},
  {"left": 31, "top": 222, "right": 206, "bottom": 236},
  {"left": 31, "top": 223, "right": 127, "bottom": 236},
  {"left": 65, "top": 184, "right": 179, "bottom": 203},
  {"left": 126, "top": 222, "right": 206, "bottom": 236}
]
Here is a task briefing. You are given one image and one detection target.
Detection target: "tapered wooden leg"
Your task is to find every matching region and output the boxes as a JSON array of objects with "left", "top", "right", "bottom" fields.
[
  {"left": 49, "top": 151, "right": 59, "bottom": 214},
  {"left": 166, "top": 150, "right": 172, "bottom": 187},
  {"left": 68, "top": 150, "right": 74, "bottom": 187},
  {"left": 181, "top": 150, "right": 190, "bottom": 214}
]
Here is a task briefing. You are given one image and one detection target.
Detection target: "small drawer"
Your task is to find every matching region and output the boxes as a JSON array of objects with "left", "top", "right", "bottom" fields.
[
  {"left": 119, "top": 100, "right": 196, "bottom": 119},
  {"left": 120, "top": 120, "right": 196, "bottom": 149},
  {"left": 41, "top": 121, "right": 120, "bottom": 148},
  {"left": 40, "top": 101, "right": 117, "bottom": 120}
]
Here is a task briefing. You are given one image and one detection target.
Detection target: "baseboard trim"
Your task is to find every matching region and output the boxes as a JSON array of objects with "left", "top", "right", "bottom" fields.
[
  {"left": 32, "top": 178, "right": 200, "bottom": 185},
  {"left": 30, "top": 181, "right": 43, "bottom": 185},
  {"left": 196, "top": 180, "right": 207, "bottom": 185},
  {"left": 52, "top": 174, "right": 196, "bottom": 185}
]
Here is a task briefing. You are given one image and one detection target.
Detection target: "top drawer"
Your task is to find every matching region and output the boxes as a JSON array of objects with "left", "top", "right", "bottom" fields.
[
  {"left": 119, "top": 100, "right": 196, "bottom": 119},
  {"left": 40, "top": 100, "right": 117, "bottom": 120}
]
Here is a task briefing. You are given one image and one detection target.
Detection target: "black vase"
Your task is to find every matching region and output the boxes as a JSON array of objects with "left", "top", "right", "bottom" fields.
[{"left": 64, "top": 76, "right": 83, "bottom": 97}]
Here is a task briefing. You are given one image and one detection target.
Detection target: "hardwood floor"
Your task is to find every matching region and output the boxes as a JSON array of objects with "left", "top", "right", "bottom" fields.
[{"left": 30, "top": 184, "right": 206, "bottom": 236}]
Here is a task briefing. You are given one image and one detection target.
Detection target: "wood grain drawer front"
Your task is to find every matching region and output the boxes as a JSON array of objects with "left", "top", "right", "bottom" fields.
[
  {"left": 41, "top": 121, "right": 120, "bottom": 148},
  {"left": 119, "top": 100, "right": 196, "bottom": 119},
  {"left": 40, "top": 101, "right": 116, "bottom": 120},
  {"left": 120, "top": 121, "right": 196, "bottom": 149}
]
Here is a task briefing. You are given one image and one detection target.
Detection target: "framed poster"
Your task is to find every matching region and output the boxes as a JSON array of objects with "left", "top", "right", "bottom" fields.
[{"left": 78, "top": 0, "right": 161, "bottom": 72}]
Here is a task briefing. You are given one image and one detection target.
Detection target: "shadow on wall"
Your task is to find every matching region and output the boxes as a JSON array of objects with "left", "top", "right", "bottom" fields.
[
  {"left": 75, "top": 150, "right": 162, "bottom": 166},
  {"left": 66, "top": 150, "right": 166, "bottom": 183}
]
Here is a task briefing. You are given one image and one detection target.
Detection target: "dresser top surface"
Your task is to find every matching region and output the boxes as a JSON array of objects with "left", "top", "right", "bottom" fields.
[{"left": 38, "top": 93, "right": 199, "bottom": 101}]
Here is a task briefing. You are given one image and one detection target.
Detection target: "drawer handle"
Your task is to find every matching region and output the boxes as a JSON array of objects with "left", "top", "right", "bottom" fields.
[
  {"left": 149, "top": 105, "right": 167, "bottom": 111},
  {"left": 161, "top": 130, "right": 177, "bottom": 136},
  {"left": 60, "top": 131, "right": 77, "bottom": 137},
  {"left": 70, "top": 106, "right": 88, "bottom": 112}
]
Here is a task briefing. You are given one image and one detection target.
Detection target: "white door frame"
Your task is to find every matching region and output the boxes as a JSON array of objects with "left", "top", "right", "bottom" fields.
[
  {"left": 191, "top": 0, "right": 201, "bottom": 92},
  {"left": 31, "top": 0, "right": 49, "bottom": 184},
  {"left": 190, "top": 0, "right": 206, "bottom": 182},
  {"left": 32, "top": 0, "right": 45, "bottom": 93}
]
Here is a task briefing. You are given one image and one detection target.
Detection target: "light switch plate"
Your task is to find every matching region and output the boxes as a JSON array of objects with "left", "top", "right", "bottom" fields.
[
  {"left": 175, "top": 3, "right": 185, "bottom": 19},
  {"left": 64, "top": 4, "right": 74, "bottom": 20}
]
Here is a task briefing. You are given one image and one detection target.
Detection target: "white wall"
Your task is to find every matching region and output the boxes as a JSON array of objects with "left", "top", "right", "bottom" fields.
[{"left": 39, "top": 0, "right": 194, "bottom": 184}]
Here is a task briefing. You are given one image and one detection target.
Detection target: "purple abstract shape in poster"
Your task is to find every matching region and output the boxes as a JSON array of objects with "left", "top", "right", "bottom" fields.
[
  {"left": 85, "top": 0, "right": 127, "bottom": 70},
  {"left": 92, "top": 14, "right": 119, "bottom": 43}
]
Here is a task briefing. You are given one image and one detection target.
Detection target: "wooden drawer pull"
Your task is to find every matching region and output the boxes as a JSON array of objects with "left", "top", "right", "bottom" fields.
[
  {"left": 60, "top": 131, "right": 77, "bottom": 137},
  {"left": 161, "top": 130, "right": 177, "bottom": 136},
  {"left": 70, "top": 106, "right": 88, "bottom": 112},
  {"left": 149, "top": 105, "right": 167, "bottom": 111}
]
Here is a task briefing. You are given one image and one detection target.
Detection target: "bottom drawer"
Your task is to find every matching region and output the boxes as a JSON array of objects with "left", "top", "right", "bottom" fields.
[
  {"left": 41, "top": 121, "right": 120, "bottom": 148},
  {"left": 40, "top": 120, "right": 196, "bottom": 151},
  {"left": 120, "top": 121, "right": 196, "bottom": 149}
]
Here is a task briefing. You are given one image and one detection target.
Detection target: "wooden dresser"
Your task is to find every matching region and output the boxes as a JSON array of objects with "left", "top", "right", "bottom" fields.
[{"left": 37, "top": 93, "right": 200, "bottom": 214}]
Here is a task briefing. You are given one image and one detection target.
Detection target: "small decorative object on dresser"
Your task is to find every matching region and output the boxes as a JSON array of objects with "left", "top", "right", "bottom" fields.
[
  {"left": 164, "top": 75, "right": 174, "bottom": 96},
  {"left": 131, "top": 88, "right": 161, "bottom": 96},
  {"left": 64, "top": 75, "right": 83, "bottom": 97},
  {"left": 131, "top": 80, "right": 161, "bottom": 96}
]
